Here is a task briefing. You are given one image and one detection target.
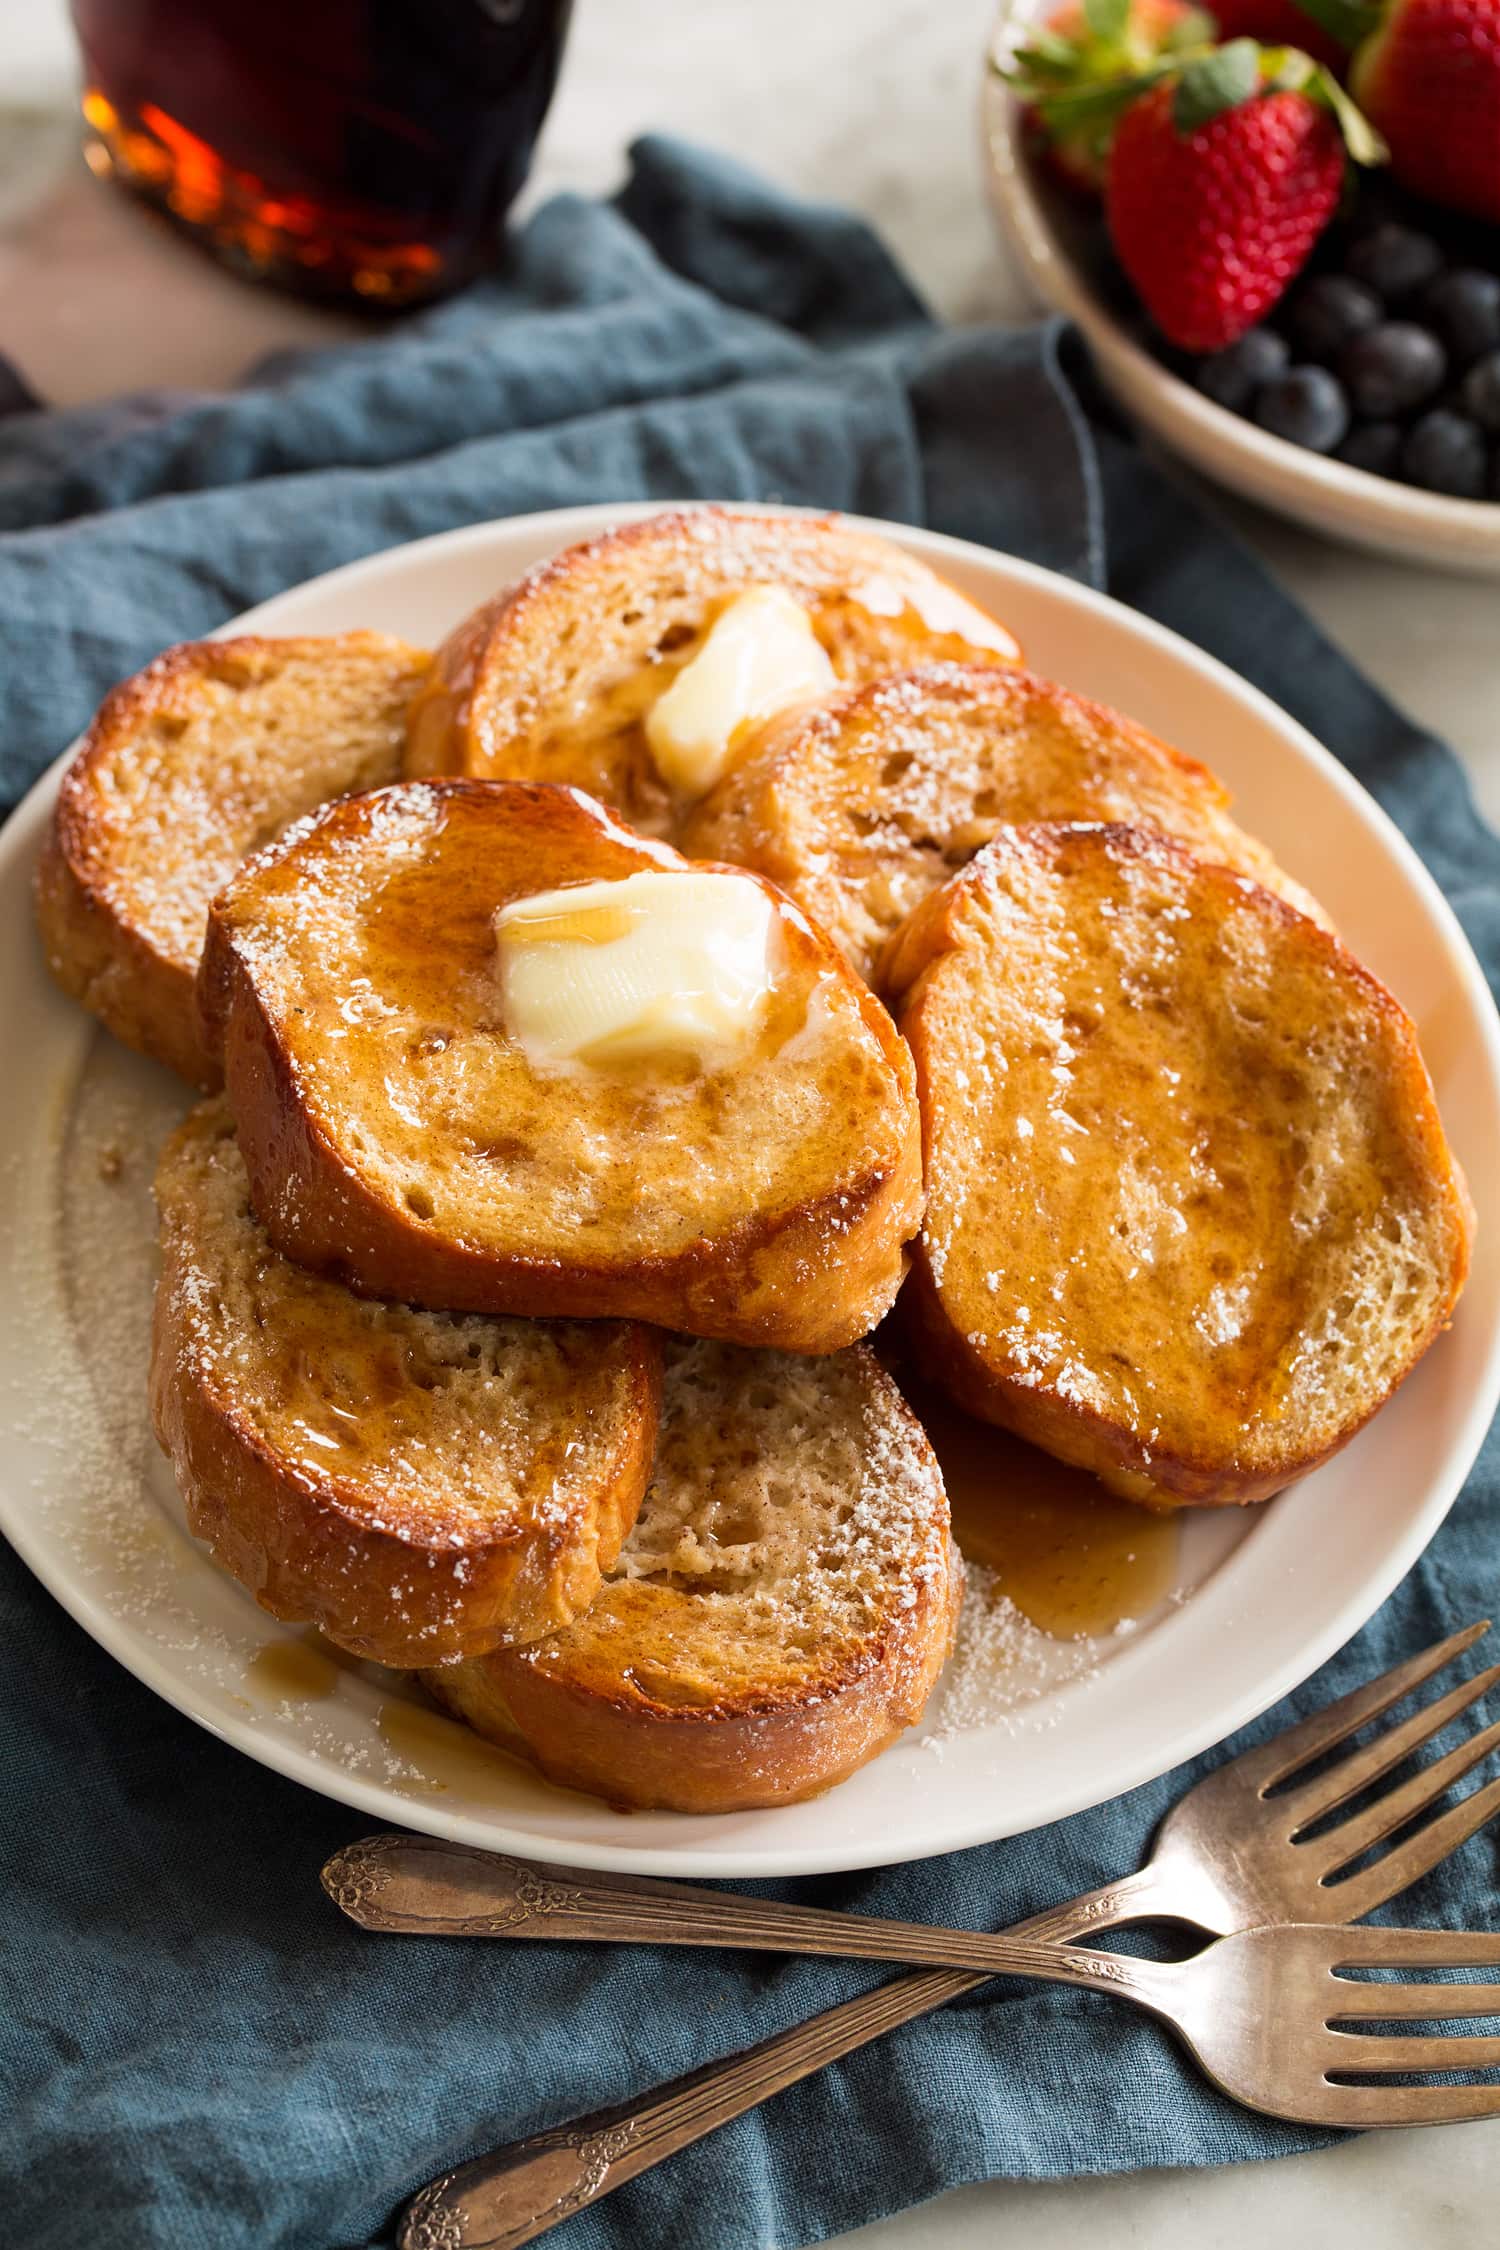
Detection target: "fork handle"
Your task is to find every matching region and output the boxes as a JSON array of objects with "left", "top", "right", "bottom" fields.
[
  {"left": 400, "top": 1968, "right": 972, "bottom": 2250},
  {"left": 396, "top": 1862, "right": 1171, "bottom": 2249},
  {"left": 326, "top": 1832, "right": 1164, "bottom": 1973}
]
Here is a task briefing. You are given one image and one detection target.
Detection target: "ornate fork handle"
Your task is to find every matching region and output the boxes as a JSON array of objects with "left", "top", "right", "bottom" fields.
[
  {"left": 399, "top": 1971, "right": 969, "bottom": 2250},
  {"left": 326, "top": 1831, "right": 1163, "bottom": 1967},
  {"left": 396, "top": 1919, "right": 1172, "bottom": 2248},
  {"left": 328, "top": 1833, "right": 1169, "bottom": 2246}
]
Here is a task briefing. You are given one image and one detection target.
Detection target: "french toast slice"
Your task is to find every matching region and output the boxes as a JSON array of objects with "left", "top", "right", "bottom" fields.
[
  {"left": 683, "top": 662, "right": 1325, "bottom": 984},
  {"left": 424, "top": 1337, "right": 962, "bottom": 1812},
  {"left": 884, "top": 822, "right": 1473, "bottom": 1508},
  {"left": 150, "top": 1101, "right": 662, "bottom": 1668},
  {"left": 200, "top": 778, "right": 924, "bottom": 1353},
  {"left": 36, "top": 633, "right": 430, "bottom": 1089},
  {"left": 404, "top": 508, "right": 1021, "bottom": 838}
]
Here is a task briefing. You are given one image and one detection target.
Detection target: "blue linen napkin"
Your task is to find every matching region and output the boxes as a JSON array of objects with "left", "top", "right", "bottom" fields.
[{"left": 2, "top": 135, "right": 1498, "bottom": 2250}]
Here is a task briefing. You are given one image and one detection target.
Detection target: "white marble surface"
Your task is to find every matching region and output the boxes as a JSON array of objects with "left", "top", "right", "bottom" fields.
[{"left": 2, "top": 1, "right": 1498, "bottom": 2244}]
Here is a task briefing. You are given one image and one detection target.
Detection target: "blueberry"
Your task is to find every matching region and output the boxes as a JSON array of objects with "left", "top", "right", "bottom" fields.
[
  {"left": 1346, "top": 224, "right": 1445, "bottom": 304},
  {"left": 1253, "top": 366, "right": 1350, "bottom": 454},
  {"left": 1420, "top": 270, "right": 1500, "bottom": 369},
  {"left": 1195, "top": 327, "right": 1290, "bottom": 411},
  {"left": 1335, "top": 420, "right": 1403, "bottom": 477},
  {"left": 1287, "top": 276, "right": 1382, "bottom": 362},
  {"left": 1340, "top": 323, "right": 1447, "bottom": 417},
  {"left": 1460, "top": 349, "right": 1500, "bottom": 432},
  {"left": 1401, "top": 410, "right": 1488, "bottom": 498}
]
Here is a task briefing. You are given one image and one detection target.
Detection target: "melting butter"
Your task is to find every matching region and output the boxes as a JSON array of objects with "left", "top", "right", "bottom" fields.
[
  {"left": 644, "top": 585, "right": 835, "bottom": 797},
  {"left": 495, "top": 868, "right": 779, "bottom": 1071}
]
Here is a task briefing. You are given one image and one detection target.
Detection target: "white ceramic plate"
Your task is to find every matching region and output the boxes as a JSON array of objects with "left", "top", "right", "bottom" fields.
[
  {"left": 982, "top": 0, "right": 1500, "bottom": 577},
  {"left": 3, "top": 502, "right": 1498, "bottom": 1877}
]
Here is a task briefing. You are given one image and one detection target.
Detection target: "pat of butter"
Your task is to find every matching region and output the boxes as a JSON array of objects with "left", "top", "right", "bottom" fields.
[
  {"left": 644, "top": 586, "right": 835, "bottom": 799},
  {"left": 495, "top": 869, "right": 779, "bottom": 1070}
]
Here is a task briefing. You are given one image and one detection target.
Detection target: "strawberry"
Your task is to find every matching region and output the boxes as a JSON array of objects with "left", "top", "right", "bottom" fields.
[
  {"left": 1349, "top": 0, "right": 1500, "bottom": 219},
  {"left": 1206, "top": 0, "right": 1350, "bottom": 68},
  {"left": 1009, "top": 0, "right": 1212, "bottom": 194},
  {"left": 1102, "top": 44, "right": 1380, "bottom": 350}
]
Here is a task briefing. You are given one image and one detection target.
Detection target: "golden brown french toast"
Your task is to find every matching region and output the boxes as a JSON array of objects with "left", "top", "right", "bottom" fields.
[
  {"left": 200, "top": 778, "right": 924, "bottom": 1353},
  {"left": 150, "top": 1101, "right": 662, "bottom": 1667},
  {"left": 35, "top": 633, "right": 429, "bottom": 1089},
  {"left": 424, "top": 1337, "right": 962, "bottom": 1812},
  {"left": 404, "top": 508, "right": 1021, "bottom": 838},
  {"left": 884, "top": 822, "right": 1473, "bottom": 1507},
  {"left": 683, "top": 662, "right": 1324, "bottom": 984}
]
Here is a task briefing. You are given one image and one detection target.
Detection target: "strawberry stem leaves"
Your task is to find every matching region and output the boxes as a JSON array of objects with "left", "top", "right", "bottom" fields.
[
  {"left": 1256, "top": 45, "right": 1388, "bottom": 160},
  {"left": 1281, "top": 0, "right": 1382, "bottom": 52},
  {"left": 1172, "top": 39, "right": 1261, "bottom": 131},
  {"left": 1307, "top": 60, "right": 1388, "bottom": 163},
  {"left": 1004, "top": 29, "right": 1387, "bottom": 165},
  {"left": 1084, "top": 0, "right": 1132, "bottom": 43},
  {"left": 1012, "top": 64, "right": 1169, "bottom": 127}
]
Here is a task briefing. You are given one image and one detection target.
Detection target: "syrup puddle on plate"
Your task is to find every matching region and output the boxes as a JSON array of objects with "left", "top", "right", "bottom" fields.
[
  {"left": 377, "top": 1697, "right": 517, "bottom": 1793},
  {"left": 245, "top": 1638, "right": 342, "bottom": 1702},
  {"left": 902, "top": 1376, "right": 1180, "bottom": 1639},
  {"left": 245, "top": 1637, "right": 540, "bottom": 1798}
]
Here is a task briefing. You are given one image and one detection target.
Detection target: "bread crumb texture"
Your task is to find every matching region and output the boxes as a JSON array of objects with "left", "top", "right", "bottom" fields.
[
  {"left": 150, "top": 1100, "right": 658, "bottom": 1662},
  {"left": 685, "top": 661, "right": 1321, "bottom": 982},
  {"left": 552, "top": 1337, "right": 954, "bottom": 1708},
  {"left": 426, "top": 1339, "right": 962, "bottom": 1809},
  {"left": 63, "top": 634, "right": 428, "bottom": 968}
]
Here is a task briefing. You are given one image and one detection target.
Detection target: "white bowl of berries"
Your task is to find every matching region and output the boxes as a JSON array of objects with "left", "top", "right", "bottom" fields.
[{"left": 982, "top": 0, "right": 1500, "bottom": 573}]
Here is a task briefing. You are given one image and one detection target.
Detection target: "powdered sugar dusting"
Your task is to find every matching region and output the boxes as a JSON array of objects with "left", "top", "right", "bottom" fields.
[{"left": 923, "top": 1565, "right": 1102, "bottom": 1745}]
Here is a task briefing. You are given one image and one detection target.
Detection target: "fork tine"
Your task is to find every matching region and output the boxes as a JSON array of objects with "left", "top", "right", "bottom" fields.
[
  {"left": 1329, "top": 1925, "right": 1500, "bottom": 1971},
  {"left": 1318, "top": 2082, "right": 1500, "bottom": 2127},
  {"left": 1328, "top": 1980, "right": 1500, "bottom": 2021},
  {"left": 1227, "top": 1622, "right": 1490, "bottom": 1796},
  {"left": 1332, "top": 1774, "right": 1500, "bottom": 1919},
  {"left": 1328, "top": 2030, "right": 1500, "bottom": 2074},
  {"left": 1283, "top": 1664, "right": 1500, "bottom": 1835},
  {"left": 1304, "top": 1710, "right": 1500, "bottom": 1877}
]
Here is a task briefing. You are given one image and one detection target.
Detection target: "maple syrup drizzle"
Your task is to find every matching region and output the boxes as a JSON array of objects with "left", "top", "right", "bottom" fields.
[
  {"left": 377, "top": 1698, "right": 514, "bottom": 1793},
  {"left": 904, "top": 1378, "right": 1180, "bottom": 1640},
  {"left": 245, "top": 1638, "right": 341, "bottom": 1702},
  {"left": 498, "top": 903, "right": 637, "bottom": 947}
]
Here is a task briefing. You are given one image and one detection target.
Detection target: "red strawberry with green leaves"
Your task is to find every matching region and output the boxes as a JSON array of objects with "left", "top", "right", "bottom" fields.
[
  {"left": 1337, "top": 0, "right": 1500, "bottom": 219},
  {"left": 1102, "top": 43, "right": 1383, "bottom": 350},
  {"left": 1010, "top": 0, "right": 1212, "bottom": 193}
]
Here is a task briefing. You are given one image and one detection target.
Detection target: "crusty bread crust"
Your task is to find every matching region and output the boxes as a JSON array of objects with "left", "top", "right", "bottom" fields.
[
  {"left": 425, "top": 1339, "right": 963, "bottom": 1812},
  {"left": 200, "top": 778, "right": 924, "bottom": 1353},
  {"left": 150, "top": 1101, "right": 662, "bottom": 1666},
  {"left": 404, "top": 508, "right": 1022, "bottom": 838},
  {"left": 683, "top": 662, "right": 1325, "bottom": 983},
  {"left": 35, "top": 633, "right": 429, "bottom": 1088},
  {"left": 885, "top": 822, "right": 1473, "bottom": 1507}
]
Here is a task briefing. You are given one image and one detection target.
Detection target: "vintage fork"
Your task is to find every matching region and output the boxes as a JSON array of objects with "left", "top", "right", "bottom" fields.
[
  {"left": 394, "top": 1920, "right": 1500, "bottom": 2250},
  {"left": 333, "top": 1621, "right": 1500, "bottom": 2249},
  {"left": 395, "top": 1917, "right": 1500, "bottom": 2250}
]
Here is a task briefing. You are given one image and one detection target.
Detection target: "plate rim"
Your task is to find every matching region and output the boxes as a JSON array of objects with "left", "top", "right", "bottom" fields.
[{"left": 3, "top": 497, "right": 1498, "bottom": 1877}]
